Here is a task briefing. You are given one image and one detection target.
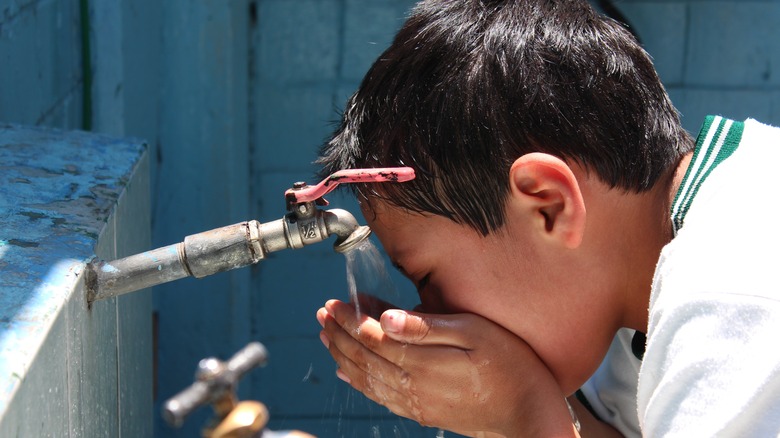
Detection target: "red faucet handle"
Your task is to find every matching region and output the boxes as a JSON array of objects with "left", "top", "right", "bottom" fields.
[{"left": 285, "top": 167, "right": 416, "bottom": 205}]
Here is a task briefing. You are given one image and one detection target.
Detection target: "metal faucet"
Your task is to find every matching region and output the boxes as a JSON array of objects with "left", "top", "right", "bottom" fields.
[
  {"left": 163, "top": 341, "right": 316, "bottom": 438},
  {"left": 85, "top": 167, "right": 415, "bottom": 302}
]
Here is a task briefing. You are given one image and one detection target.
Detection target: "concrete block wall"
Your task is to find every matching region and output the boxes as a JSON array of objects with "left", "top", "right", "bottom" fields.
[
  {"left": 614, "top": 1, "right": 780, "bottom": 132},
  {"left": 250, "top": 1, "right": 429, "bottom": 435},
  {"left": 152, "top": 5, "right": 252, "bottom": 436},
  {"left": 0, "top": 1, "right": 83, "bottom": 128},
  {"left": 2, "top": 0, "right": 780, "bottom": 437}
]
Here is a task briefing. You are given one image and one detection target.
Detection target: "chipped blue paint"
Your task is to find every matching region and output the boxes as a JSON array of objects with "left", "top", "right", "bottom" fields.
[
  {"left": 100, "top": 263, "right": 120, "bottom": 273},
  {"left": 0, "top": 124, "right": 146, "bottom": 419}
]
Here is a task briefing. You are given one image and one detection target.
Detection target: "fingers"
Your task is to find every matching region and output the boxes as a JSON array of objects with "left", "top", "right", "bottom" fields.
[
  {"left": 380, "top": 308, "right": 487, "bottom": 347},
  {"left": 324, "top": 299, "right": 386, "bottom": 351},
  {"left": 321, "top": 300, "right": 410, "bottom": 364},
  {"left": 320, "top": 303, "right": 412, "bottom": 384},
  {"left": 334, "top": 351, "right": 424, "bottom": 426},
  {"left": 317, "top": 300, "right": 534, "bottom": 434},
  {"left": 353, "top": 293, "right": 397, "bottom": 320},
  {"left": 324, "top": 326, "right": 408, "bottom": 404},
  {"left": 321, "top": 299, "right": 498, "bottom": 353},
  {"left": 318, "top": 306, "right": 423, "bottom": 421}
]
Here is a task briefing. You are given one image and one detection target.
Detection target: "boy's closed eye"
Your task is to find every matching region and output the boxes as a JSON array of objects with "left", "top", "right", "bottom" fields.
[
  {"left": 416, "top": 273, "right": 431, "bottom": 290},
  {"left": 391, "top": 260, "right": 430, "bottom": 291}
]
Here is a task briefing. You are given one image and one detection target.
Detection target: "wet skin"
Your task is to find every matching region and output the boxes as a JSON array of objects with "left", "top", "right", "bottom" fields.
[
  {"left": 317, "top": 152, "right": 682, "bottom": 436},
  {"left": 316, "top": 200, "right": 592, "bottom": 436}
]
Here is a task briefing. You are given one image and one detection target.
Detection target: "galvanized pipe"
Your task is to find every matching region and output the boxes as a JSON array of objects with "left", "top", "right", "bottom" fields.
[
  {"left": 89, "top": 243, "right": 190, "bottom": 300},
  {"left": 86, "top": 208, "right": 370, "bottom": 302}
]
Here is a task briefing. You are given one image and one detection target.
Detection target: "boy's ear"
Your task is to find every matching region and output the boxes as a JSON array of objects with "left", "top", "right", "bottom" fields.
[{"left": 508, "top": 153, "right": 586, "bottom": 249}]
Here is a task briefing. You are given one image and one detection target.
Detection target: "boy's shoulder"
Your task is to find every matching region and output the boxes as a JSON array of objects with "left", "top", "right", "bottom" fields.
[{"left": 658, "top": 116, "right": 780, "bottom": 304}]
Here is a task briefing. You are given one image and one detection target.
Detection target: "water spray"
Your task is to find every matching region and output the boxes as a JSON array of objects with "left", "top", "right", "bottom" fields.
[{"left": 85, "top": 167, "right": 415, "bottom": 302}]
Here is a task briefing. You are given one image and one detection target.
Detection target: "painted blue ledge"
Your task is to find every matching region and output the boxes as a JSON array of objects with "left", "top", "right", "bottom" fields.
[{"left": 0, "top": 123, "right": 146, "bottom": 415}]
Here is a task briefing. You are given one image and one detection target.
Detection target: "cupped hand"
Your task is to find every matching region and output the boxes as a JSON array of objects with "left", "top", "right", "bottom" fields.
[{"left": 316, "top": 299, "right": 577, "bottom": 437}]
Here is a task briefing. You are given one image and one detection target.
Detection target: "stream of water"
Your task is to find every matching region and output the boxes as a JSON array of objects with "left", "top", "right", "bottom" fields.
[
  {"left": 342, "top": 237, "right": 446, "bottom": 437},
  {"left": 343, "top": 237, "right": 397, "bottom": 321}
]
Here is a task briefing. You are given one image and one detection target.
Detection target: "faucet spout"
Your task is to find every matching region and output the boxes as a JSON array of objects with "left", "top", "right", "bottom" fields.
[{"left": 323, "top": 209, "right": 371, "bottom": 253}]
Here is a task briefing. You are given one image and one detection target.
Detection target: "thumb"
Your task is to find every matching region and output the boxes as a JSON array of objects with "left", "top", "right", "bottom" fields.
[{"left": 379, "top": 309, "right": 477, "bottom": 347}]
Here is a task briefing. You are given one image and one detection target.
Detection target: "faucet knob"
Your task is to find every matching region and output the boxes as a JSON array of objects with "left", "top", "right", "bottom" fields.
[
  {"left": 162, "top": 342, "right": 269, "bottom": 428},
  {"left": 284, "top": 167, "right": 415, "bottom": 210}
]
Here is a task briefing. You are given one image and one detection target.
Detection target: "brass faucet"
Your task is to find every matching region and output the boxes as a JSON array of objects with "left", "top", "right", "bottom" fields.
[{"left": 162, "top": 342, "right": 316, "bottom": 438}]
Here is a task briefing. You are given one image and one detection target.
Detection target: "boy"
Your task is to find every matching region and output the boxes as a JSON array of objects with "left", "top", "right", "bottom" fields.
[{"left": 315, "top": 0, "right": 780, "bottom": 436}]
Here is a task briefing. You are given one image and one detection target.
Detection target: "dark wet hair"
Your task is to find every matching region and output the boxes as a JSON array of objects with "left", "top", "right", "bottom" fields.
[{"left": 318, "top": 0, "right": 693, "bottom": 236}]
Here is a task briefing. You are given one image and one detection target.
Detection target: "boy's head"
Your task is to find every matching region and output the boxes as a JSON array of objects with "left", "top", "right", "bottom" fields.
[
  {"left": 318, "top": 0, "right": 695, "bottom": 393},
  {"left": 319, "top": 0, "right": 692, "bottom": 236}
]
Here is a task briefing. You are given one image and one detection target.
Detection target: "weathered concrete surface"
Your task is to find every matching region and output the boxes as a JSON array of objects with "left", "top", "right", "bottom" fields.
[{"left": 0, "top": 123, "right": 152, "bottom": 436}]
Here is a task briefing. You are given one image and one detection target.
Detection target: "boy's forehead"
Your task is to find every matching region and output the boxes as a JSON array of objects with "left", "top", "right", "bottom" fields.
[
  {"left": 361, "top": 205, "right": 416, "bottom": 262},
  {"left": 362, "top": 197, "right": 480, "bottom": 252},
  {"left": 360, "top": 197, "right": 417, "bottom": 226}
]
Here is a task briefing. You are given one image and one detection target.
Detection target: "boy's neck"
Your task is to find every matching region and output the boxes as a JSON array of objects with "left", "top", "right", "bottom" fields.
[{"left": 622, "top": 150, "right": 695, "bottom": 331}]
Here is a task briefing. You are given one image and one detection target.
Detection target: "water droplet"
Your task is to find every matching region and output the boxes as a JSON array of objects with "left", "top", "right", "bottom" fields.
[{"left": 302, "top": 363, "right": 313, "bottom": 382}]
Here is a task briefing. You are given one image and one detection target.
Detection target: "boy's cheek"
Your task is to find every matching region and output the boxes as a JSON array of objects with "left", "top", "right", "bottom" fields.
[{"left": 416, "top": 286, "right": 449, "bottom": 314}]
